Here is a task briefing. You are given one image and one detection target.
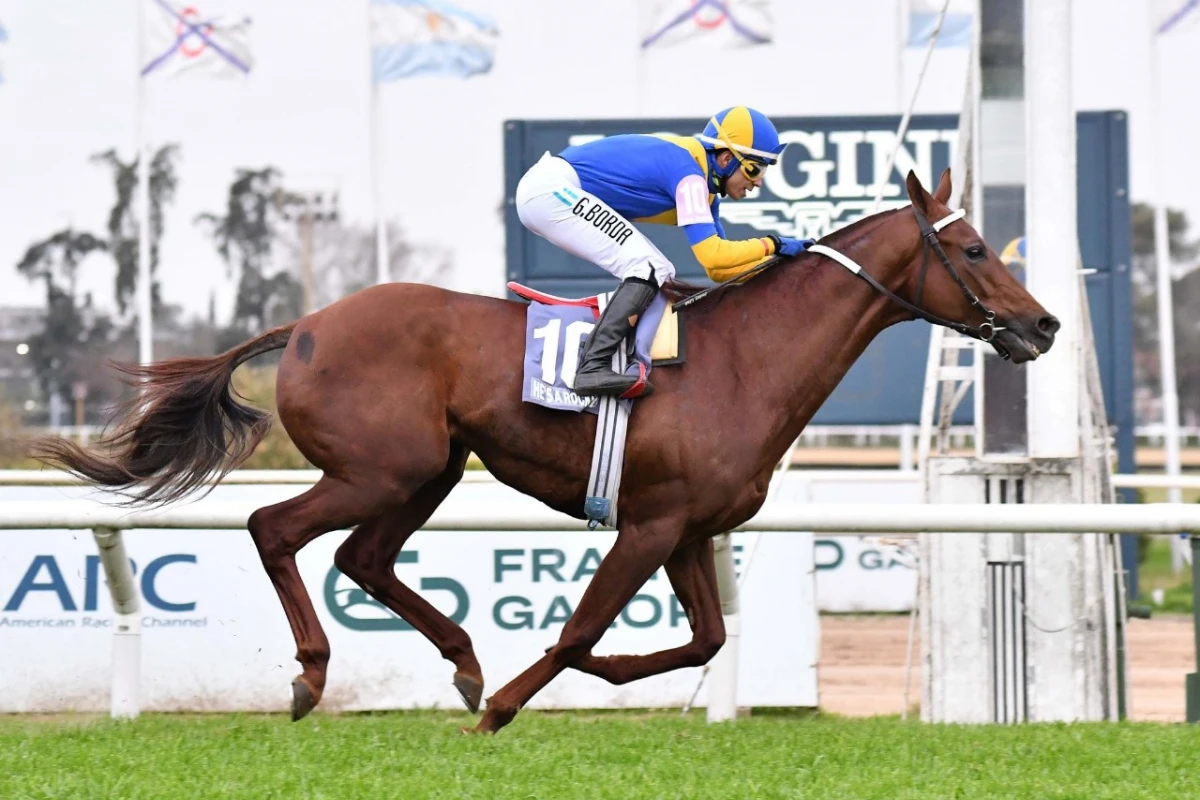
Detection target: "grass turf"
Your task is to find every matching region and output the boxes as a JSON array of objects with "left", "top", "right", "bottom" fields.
[{"left": 2, "top": 711, "right": 1199, "bottom": 799}]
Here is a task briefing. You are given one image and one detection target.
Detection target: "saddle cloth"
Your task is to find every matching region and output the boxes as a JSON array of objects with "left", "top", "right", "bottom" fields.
[
  {"left": 510, "top": 281, "right": 686, "bottom": 528},
  {"left": 511, "top": 281, "right": 684, "bottom": 414}
]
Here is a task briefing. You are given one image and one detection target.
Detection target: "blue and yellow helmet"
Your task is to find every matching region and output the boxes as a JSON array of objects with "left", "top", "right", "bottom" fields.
[
  {"left": 1000, "top": 236, "right": 1026, "bottom": 266},
  {"left": 696, "top": 106, "right": 786, "bottom": 189}
]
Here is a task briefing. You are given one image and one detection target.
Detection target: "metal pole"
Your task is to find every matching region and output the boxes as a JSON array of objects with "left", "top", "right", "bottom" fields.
[
  {"left": 92, "top": 527, "right": 141, "bottom": 719},
  {"left": 1024, "top": 0, "right": 1081, "bottom": 459}
]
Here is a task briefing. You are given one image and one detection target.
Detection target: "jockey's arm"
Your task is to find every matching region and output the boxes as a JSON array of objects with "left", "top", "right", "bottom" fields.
[
  {"left": 684, "top": 223, "right": 776, "bottom": 283},
  {"left": 672, "top": 174, "right": 775, "bottom": 282}
]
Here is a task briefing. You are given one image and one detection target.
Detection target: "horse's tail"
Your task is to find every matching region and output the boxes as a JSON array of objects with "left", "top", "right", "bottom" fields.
[{"left": 29, "top": 322, "right": 298, "bottom": 507}]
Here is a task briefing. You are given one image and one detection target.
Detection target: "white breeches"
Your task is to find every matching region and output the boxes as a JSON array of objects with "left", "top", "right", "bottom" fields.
[{"left": 515, "top": 151, "right": 677, "bottom": 285}]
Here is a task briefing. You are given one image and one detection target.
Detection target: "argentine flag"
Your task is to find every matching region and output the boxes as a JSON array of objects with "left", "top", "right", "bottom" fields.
[
  {"left": 370, "top": 0, "right": 498, "bottom": 82},
  {"left": 906, "top": 0, "right": 972, "bottom": 48}
]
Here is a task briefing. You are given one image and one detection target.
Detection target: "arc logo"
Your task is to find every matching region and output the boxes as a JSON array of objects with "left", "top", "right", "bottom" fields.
[{"left": 3, "top": 554, "right": 197, "bottom": 613}]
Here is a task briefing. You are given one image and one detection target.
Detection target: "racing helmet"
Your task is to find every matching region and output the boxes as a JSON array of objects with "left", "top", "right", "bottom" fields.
[{"left": 696, "top": 106, "right": 786, "bottom": 187}]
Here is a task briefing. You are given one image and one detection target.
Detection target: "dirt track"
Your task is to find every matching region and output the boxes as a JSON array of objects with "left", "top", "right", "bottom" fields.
[{"left": 819, "top": 614, "right": 1195, "bottom": 721}]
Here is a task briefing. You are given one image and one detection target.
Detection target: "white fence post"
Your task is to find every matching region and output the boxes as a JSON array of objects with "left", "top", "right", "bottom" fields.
[
  {"left": 707, "top": 532, "right": 740, "bottom": 723},
  {"left": 92, "top": 526, "right": 141, "bottom": 719}
]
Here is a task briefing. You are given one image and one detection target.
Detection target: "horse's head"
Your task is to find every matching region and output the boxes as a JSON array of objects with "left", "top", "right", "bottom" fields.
[{"left": 898, "top": 168, "right": 1059, "bottom": 363}]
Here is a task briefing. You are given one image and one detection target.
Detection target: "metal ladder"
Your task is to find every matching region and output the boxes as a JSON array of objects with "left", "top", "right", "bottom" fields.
[{"left": 917, "top": 325, "right": 982, "bottom": 486}]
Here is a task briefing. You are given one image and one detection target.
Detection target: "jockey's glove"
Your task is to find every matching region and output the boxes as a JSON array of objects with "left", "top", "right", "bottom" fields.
[{"left": 768, "top": 235, "right": 817, "bottom": 257}]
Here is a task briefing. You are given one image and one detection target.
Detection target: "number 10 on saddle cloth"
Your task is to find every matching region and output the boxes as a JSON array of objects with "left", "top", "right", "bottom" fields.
[{"left": 520, "top": 290, "right": 682, "bottom": 414}]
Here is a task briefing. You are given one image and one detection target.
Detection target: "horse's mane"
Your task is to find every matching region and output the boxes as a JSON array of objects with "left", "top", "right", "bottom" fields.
[{"left": 662, "top": 207, "right": 904, "bottom": 307}]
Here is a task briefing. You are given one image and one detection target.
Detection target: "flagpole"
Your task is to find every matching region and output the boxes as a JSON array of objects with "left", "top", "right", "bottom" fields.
[
  {"left": 368, "top": 0, "right": 388, "bottom": 286},
  {"left": 372, "top": 79, "right": 389, "bottom": 285},
  {"left": 136, "top": 0, "right": 153, "bottom": 365}
]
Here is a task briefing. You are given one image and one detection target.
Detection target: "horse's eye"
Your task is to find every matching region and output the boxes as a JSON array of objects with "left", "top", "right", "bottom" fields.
[{"left": 965, "top": 244, "right": 987, "bottom": 262}]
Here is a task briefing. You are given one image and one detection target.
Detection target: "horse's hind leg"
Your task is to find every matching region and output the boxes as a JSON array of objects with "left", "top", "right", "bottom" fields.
[
  {"left": 332, "top": 444, "right": 485, "bottom": 712},
  {"left": 247, "top": 475, "right": 392, "bottom": 721},
  {"left": 570, "top": 536, "right": 725, "bottom": 685}
]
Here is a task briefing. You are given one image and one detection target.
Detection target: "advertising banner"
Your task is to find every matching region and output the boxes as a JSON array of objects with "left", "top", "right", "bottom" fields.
[{"left": 0, "top": 511, "right": 816, "bottom": 713}]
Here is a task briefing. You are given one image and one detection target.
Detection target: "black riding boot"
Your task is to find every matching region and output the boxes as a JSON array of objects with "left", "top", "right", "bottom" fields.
[{"left": 572, "top": 276, "right": 658, "bottom": 398}]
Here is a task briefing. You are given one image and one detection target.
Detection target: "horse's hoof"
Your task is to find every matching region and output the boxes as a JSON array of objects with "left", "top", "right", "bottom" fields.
[
  {"left": 473, "top": 703, "right": 518, "bottom": 733},
  {"left": 453, "top": 672, "right": 484, "bottom": 714},
  {"left": 459, "top": 725, "right": 492, "bottom": 736},
  {"left": 291, "top": 676, "right": 318, "bottom": 721}
]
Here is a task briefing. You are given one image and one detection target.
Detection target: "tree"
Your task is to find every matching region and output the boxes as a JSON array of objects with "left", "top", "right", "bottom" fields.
[
  {"left": 90, "top": 144, "right": 180, "bottom": 315},
  {"left": 196, "top": 167, "right": 304, "bottom": 349},
  {"left": 1130, "top": 202, "right": 1200, "bottom": 422},
  {"left": 15, "top": 229, "right": 126, "bottom": 417}
]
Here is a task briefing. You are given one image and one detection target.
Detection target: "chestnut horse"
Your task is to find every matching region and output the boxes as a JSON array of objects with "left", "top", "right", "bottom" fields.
[{"left": 32, "top": 170, "right": 1058, "bottom": 734}]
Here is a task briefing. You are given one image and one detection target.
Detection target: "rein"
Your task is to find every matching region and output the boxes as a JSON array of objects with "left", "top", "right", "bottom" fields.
[
  {"left": 671, "top": 254, "right": 784, "bottom": 311},
  {"left": 672, "top": 206, "right": 1008, "bottom": 354}
]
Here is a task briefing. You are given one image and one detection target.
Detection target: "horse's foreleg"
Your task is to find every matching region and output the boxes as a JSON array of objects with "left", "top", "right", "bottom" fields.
[
  {"left": 472, "top": 518, "right": 681, "bottom": 734},
  {"left": 332, "top": 445, "right": 485, "bottom": 712},
  {"left": 248, "top": 476, "right": 389, "bottom": 721},
  {"left": 570, "top": 537, "right": 725, "bottom": 685}
]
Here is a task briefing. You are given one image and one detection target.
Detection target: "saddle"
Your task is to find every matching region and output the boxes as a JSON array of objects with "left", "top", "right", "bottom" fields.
[{"left": 508, "top": 281, "right": 687, "bottom": 530}]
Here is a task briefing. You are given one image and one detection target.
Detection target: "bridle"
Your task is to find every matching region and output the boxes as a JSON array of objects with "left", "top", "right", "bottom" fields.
[
  {"left": 807, "top": 206, "right": 1008, "bottom": 350},
  {"left": 672, "top": 204, "right": 1011, "bottom": 357}
]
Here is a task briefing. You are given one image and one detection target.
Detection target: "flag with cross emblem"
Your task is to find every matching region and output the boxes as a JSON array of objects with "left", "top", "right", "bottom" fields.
[{"left": 141, "top": 0, "right": 253, "bottom": 79}]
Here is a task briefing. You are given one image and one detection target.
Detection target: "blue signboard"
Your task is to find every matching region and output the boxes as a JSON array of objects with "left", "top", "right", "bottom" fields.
[{"left": 503, "top": 112, "right": 1133, "bottom": 473}]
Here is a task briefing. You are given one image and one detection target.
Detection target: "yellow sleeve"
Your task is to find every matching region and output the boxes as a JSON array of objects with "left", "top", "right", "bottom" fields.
[{"left": 691, "top": 234, "right": 777, "bottom": 282}]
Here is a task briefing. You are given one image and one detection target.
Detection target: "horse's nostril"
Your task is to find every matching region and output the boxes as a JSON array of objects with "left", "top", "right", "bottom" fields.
[{"left": 1037, "top": 315, "right": 1060, "bottom": 336}]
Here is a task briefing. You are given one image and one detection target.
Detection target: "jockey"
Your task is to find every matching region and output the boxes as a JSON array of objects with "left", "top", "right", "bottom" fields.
[{"left": 515, "top": 106, "right": 814, "bottom": 398}]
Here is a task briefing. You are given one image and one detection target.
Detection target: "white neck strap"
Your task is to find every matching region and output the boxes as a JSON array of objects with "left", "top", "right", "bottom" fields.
[{"left": 807, "top": 207, "right": 966, "bottom": 276}]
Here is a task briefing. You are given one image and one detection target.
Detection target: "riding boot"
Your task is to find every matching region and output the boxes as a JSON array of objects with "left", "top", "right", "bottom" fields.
[{"left": 572, "top": 276, "right": 658, "bottom": 398}]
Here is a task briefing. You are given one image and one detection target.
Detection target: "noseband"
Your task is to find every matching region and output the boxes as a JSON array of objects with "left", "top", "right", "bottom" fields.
[{"left": 808, "top": 206, "right": 1008, "bottom": 349}]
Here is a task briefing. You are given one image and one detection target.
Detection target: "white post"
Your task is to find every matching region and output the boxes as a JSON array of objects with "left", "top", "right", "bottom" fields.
[
  {"left": 92, "top": 527, "right": 141, "bottom": 719},
  {"left": 1023, "top": 0, "right": 1080, "bottom": 459},
  {"left": 1147, "top": 12, "right": 1185, "bottom": 571},
  {"left": 135, "top": 1, "right": 153, "bottom": 365},
  {"left": 707, "top": 532, "right": 740, "bottom": 723}
]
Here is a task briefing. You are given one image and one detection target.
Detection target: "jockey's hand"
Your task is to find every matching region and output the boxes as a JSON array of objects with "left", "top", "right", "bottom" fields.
[{"left": 769, "top": 235, "right": 816, "bottom": 257}]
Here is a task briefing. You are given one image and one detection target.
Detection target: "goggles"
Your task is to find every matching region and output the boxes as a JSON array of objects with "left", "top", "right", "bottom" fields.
[{"left": 739, "top": 157, "right": 772, "bottom": 181}]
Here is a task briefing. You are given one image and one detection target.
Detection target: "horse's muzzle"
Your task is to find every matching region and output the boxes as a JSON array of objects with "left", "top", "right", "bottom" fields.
[{"left": 993, "top": 314, "right": 1058, "bottom": 364}]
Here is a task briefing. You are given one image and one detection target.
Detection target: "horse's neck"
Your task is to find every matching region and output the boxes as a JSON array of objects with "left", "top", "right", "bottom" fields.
[{"left": 720, "top": 214, "right": 914, "bottom": 469}]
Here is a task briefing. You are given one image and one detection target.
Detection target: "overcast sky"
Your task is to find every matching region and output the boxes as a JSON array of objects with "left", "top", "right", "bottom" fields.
[{"left": 1, "top": 0, "right": 1198, "bottom": 326}]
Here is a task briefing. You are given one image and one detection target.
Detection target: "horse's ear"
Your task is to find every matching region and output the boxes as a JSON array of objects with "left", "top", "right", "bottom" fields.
[
  {"left": 933, "top": 168, "right": 952, "bottom": 204},
  {"left": 905, "top": 169, "right": 929, "bottom": 214}
]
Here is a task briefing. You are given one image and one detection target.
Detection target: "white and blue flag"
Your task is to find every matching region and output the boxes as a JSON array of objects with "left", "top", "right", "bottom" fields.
[
  {"left": 906, "top": 0, "right": 972, "bottom": 49},
  {"left": 370, "top": 0, "right": 498, "bottom": 82},
  {"left": 141, "top": 0, "right": 253, "bottom": 79}
]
